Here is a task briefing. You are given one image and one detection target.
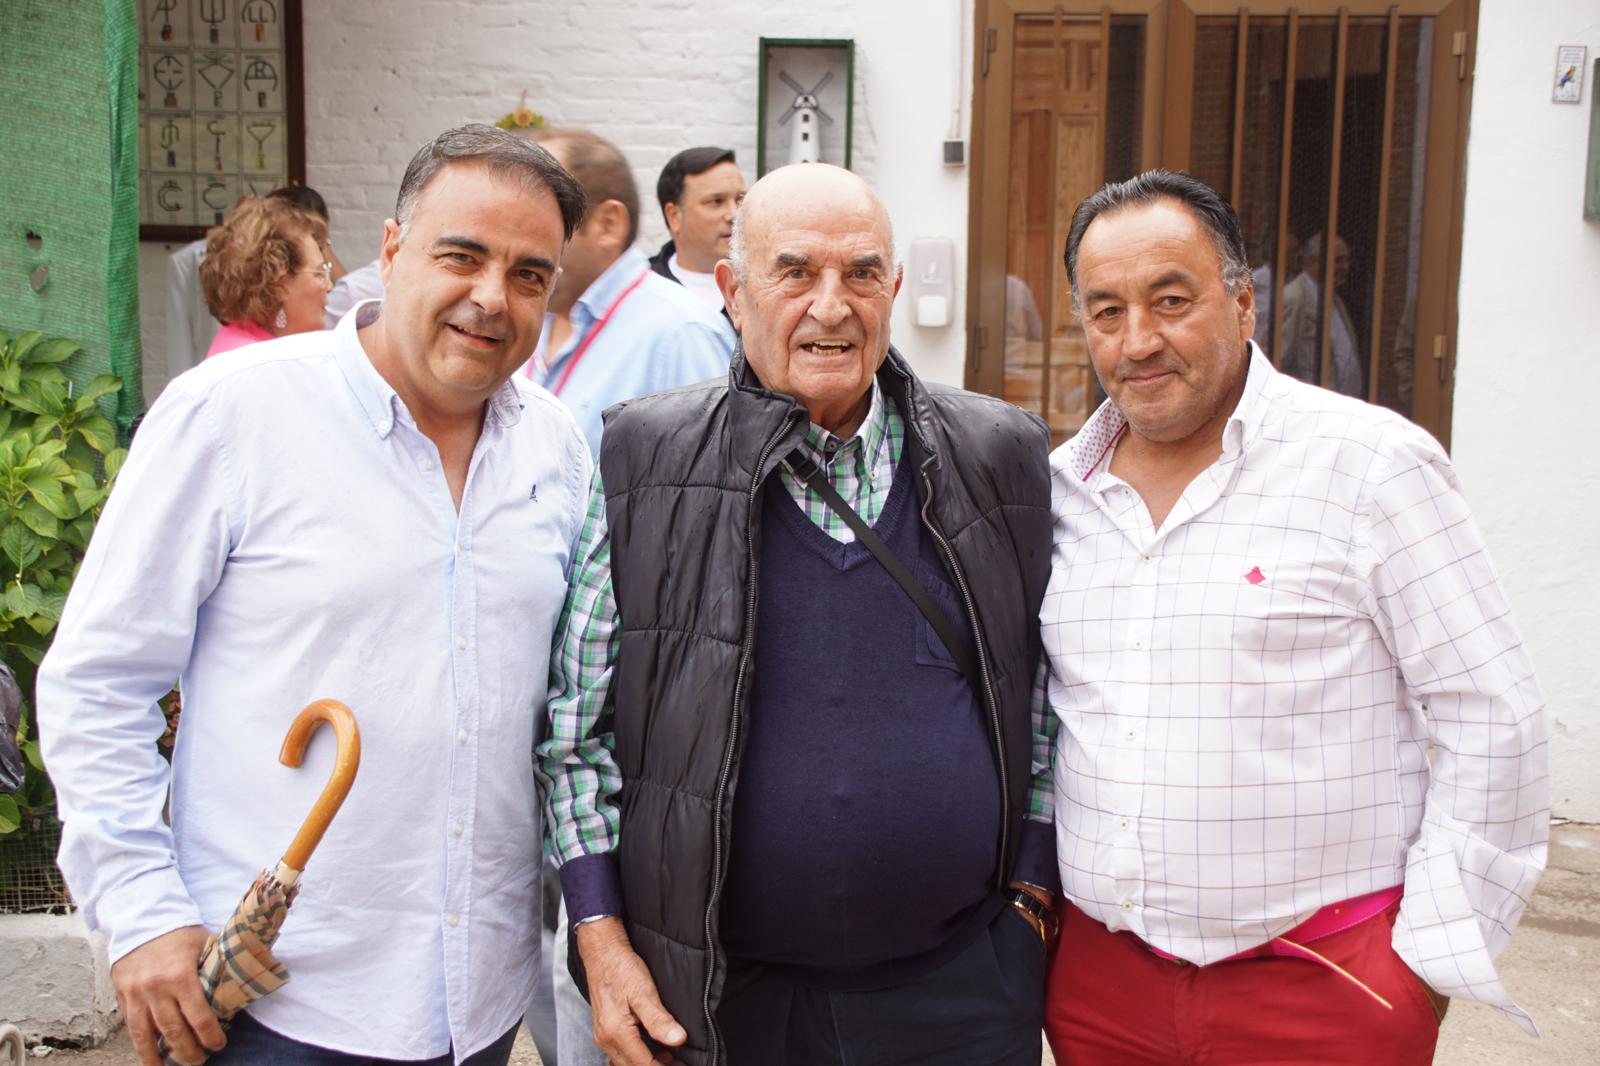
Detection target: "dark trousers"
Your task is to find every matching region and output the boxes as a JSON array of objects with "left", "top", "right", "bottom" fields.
[
  {"left": 207, "top": 1011, "right": 521, "bottom": 1066},
  {"left": 718, "top": 904, "right": 1046, "bottom": 1066},
  {"left": 1045, "top": 900, "right": 1441, "bottom": 1065}
]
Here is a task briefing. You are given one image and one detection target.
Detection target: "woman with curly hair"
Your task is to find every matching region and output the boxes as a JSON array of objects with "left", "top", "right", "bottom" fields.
[{"left": 199, "top": 195, "right": 332, "bottom": 358}]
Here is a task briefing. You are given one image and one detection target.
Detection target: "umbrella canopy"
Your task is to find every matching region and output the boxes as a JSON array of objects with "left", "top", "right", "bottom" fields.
[{"left": 162, "top": 699, "right": 360, "bottom": 1065}]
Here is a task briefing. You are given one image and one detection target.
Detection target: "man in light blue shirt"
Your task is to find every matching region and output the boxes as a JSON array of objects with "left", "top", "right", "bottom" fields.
[
  {"left": 39, "top": 125, "right": 589, "bottom": 1066},
  {"left": 524, "top": 128, "right": 733, "bottom": 457}
]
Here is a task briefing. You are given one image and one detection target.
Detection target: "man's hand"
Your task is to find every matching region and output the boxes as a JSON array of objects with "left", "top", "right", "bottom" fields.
[
  {"left": 576, "top": 917, "right": 687, "bottom": 1066},
  {"left": 110, "top": 925, "right": 225, "bottom": 1066}
]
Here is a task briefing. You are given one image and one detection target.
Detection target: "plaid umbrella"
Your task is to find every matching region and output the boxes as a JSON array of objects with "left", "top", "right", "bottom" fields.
[{"left": 162, "top": 699, "right": 361, "bottom": 1065}]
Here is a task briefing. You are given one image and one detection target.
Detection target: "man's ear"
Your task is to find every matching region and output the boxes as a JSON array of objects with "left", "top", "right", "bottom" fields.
[
  {"left": 714, "top": 259, "right": 741, "bottom": 329},
  {"left": 663, "top": 200, "right": 683, "bottom": 239},
  {"left": 891, "top": 264, "right": 904, "bottom": 299},
  {"left": 378, "top": 218, "right": 403, "bottom": 289},
  {"left": 1235, "top": 277, "right": 1257, "bottom": 345},
  {"left": 590, "top": 199, "right": 631, "bottom": 250}
]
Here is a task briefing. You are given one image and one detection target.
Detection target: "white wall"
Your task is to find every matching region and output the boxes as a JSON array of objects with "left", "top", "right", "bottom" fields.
[
  {"left": 136, "top": 0, "right": 974, "bottom": 398},
  {"left": 1455, "top": 1, "right": 1600, "bottom": 819}
]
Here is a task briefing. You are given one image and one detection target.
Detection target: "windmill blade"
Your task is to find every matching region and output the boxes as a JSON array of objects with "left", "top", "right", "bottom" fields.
[
  {"left": 810, "top": 71, "right": 835, "bottom": 96},
  {"left": 779, "top": 71, "right": 807, "bottom": 95},
  {"left": 778, "top": 108, "right": 795, "bottom": 125},
  {"left": 814, "top": 106, "right": 835, "bottom": 126}
]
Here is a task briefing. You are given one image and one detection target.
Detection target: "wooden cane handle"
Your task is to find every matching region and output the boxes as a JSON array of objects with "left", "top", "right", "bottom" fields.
[{"left": 277, "top": 699, "right": 361, "bottom": 872}]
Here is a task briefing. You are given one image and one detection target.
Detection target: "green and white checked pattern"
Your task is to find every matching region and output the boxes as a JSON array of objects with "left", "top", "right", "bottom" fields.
[{"left": 535, "top": 380, "right": 1057, "bottom": 864}]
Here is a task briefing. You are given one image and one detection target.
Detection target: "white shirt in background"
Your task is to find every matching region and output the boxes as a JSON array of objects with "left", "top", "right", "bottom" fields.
[
  {"left": 165, "top": 239, "right": 219, "bottom": 380},
  {"left": 668, "top": 252, "right": 726, "bottom": 315}
]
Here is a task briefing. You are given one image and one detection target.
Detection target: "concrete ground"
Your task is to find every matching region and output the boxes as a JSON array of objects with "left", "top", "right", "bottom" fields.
[{"left": 37, "top": 823, "right": 1599, "bottom": 1065}]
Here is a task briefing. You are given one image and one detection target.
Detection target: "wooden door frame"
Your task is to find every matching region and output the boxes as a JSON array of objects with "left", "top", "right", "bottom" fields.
[{"left": 965, "top": 0, "right": 1479, "bottom": 448}]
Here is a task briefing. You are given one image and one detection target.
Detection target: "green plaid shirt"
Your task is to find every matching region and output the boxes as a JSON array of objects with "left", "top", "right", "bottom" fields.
[{"left": 536, "top": 380, "right": 1058, "bottom": 865}]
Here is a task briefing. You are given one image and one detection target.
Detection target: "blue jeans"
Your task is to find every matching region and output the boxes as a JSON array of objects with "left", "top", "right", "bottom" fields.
[{"left": 208, "top": 1012, "right": 520, "bottom": 1066}]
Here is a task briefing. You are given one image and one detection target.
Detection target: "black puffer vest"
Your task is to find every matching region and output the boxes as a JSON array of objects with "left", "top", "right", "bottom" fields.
[{"left": 590, "top": 346, "right": 1050, "bottom": 1065}]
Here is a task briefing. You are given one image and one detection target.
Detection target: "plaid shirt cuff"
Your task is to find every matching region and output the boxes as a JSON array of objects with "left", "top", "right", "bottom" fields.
[
  {"left": 559, "top": 851, "right": 624, "bottom": 924},
  {"left": 1010, "top": 818, "right": 1060, "bottom": 895}
]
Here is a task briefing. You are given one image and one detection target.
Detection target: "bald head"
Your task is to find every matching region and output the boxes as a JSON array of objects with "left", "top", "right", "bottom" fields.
[
  {"left": 714, "top": 164, "right": 903, "bottom": 439},
  {"left": 728, "top": 164, "right": 895, "bottom": 283}
]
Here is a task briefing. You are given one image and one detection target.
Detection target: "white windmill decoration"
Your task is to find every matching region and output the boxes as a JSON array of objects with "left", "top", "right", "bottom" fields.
[{"left": 778, "top": 70, "right": 835, "bottom": 165}]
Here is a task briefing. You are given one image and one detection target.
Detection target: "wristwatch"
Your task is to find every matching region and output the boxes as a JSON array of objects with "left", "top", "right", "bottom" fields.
[{"left": 1008, "top": 888, "right": 1060, "bottom": 947}]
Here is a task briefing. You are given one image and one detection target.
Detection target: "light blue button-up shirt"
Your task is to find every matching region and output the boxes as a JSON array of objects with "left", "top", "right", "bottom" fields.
[
  {"left": 38, "top": 304, "right": 591, "bottom": 1062},
  {"left": 534, "top": 245, "right": 734, "bottom": 455}
]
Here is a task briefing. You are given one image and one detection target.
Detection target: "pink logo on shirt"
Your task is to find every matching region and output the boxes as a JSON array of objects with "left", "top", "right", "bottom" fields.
[{"left": 1245, "top": 566, "right": 1265, "bottom": 585}]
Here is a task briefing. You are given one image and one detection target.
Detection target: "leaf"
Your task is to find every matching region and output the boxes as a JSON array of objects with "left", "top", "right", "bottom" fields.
[
  {"left": 105, "top": 447, "right": 127, "bottom": 481},
  {"left": 17, "top": 500, "right": 59, "bottom": 539},
  {"left": 24, "top": 476, "right": 71, "bottom": 519},
  {"left": 73, "top": 374, "right": 123, "bottom": 410},
  {"left": 0, "top": 794, "right": 19, "bottom": 834},
  {"left": 9, "top": 332, "right": 42, "bottom": 363},
  {"left": 40, "top": 589, "right": 66, "bottom": 620},
  {"left": 27, "top": 337, "right": 80, "bottom": 365},
  {"left": 74, "top": 414, "right": 117, "bottom": 455},
  {"left": 4, "top": 582, "right": 44, "bottom": 618},
  {"left": 0, "top": 409, "right": 11, "bottom": 438},
  {"left": 0, "top": 523, "right": 43, "bottom": 570},
  {"left": 22, "top": 739, "right": 44, "bottom": 772}
]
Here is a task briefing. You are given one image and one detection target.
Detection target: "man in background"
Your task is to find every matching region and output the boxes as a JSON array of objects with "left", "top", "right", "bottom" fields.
[
  {"left": 526, "top": 127, "right": 732, "bottom": 456},
  {"left": 648, "top": 146, "right": 744, "bottom": 327}
]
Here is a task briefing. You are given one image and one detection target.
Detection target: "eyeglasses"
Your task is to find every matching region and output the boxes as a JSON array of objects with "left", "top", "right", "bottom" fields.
[{"left": 300, "top": 261, "right": 333, "bottom": 286}]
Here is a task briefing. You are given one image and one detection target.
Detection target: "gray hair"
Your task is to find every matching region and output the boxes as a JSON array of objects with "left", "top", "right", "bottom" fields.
[
  {"left": 394, "top": 124, "right": 586, "bottom": 243},
  {"left": 1063, "top": 169, "right": 1252, "bottom": 312},
  {"left": 726, "top": 185, "right": 897, "bottom": 284}
]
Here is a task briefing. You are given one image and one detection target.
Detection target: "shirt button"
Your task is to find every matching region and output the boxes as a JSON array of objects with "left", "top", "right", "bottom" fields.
[
  {"left": 457, "top": 729, "right": 469, "bottom": 745},
  {"left": 1124, "top": 729, "right": 1136, "bottom": 741},
  {"left": 1141, "top": 554, "right": 1152, "bottom": 563},
  {"left": 447, "top": 914, "right": 460, "bottom": 927},
  {"left": 1121, "top": 900, "right": 1135, "bottom": 912},
  {"left": 452, "top": 822, "right": 465, "bottom": 837},
  {"left": 1118, "top": 818, "right": 1132, "bottom": 831},
  {"left": 456, "top": 636, "right": 468, "bottom": 650},
  {"left": 1132, "top": 638, "right": 1144, "bottom": 649},
  {"left": 421, "top": 458, "right": 435, "bottom": 472}
]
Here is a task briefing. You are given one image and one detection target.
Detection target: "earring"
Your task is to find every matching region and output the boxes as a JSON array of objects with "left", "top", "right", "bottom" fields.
[{"left": 274, "top": 306, "right": 288, "bottom": 330}]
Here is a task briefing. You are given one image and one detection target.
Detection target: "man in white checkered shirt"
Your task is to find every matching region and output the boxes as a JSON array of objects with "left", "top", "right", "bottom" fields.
[{"left": 1038, "top": 170, "right": 1548, "bottom": 1064}]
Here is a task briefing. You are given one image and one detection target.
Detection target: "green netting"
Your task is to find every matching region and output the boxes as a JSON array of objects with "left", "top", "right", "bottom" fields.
[{"left": 0, "top": 0, "right": 144, "bottom": 436}]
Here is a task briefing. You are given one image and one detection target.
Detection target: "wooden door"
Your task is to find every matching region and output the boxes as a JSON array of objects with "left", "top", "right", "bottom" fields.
[{"left": 967, "top": 0, "right": 1477, "bottom": 447}]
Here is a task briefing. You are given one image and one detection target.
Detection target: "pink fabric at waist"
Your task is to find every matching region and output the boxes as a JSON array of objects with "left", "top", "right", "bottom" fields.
[{"left": 1148, "top": 885, "right": 1405, "bottom": 964}]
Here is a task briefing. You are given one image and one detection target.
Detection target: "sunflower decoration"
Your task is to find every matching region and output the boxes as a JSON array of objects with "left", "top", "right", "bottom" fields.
[{"left": 495, "top": 91, "right": 546, "bottom": 132}]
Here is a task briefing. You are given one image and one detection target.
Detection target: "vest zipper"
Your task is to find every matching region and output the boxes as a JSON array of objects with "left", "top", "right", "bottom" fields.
[
  {"left": 701, "top": 409, "right": 799, "bottom": 1066},
  {"left": 915, "top": 466, "right": 1011, "bottom": 887},
  {"left": 898, "top": 388, "right": 1012, "bottom": 888}
]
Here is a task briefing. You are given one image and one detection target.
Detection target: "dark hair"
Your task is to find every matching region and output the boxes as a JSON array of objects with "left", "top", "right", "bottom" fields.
[
  {"left": 527, "top": 127, "right": 641, "bottom": 247},
  {"left": 1063, "top": 169, "right": 1251, "bottom": 308},
  {"left": 395, "top": 124, "right": 586, "bottom": 242},
  {"left": 267, "top": 184, "right": 329, "bottom": 221},
  {"left": 656, "top": 146, "right": 737, "bottom": 225}
]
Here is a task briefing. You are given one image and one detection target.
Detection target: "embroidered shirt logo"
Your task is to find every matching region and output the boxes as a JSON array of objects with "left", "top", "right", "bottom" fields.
[
  {"left": 1245, "top": 566, "right": 1265, "bottom": 585},
  {"left": 529, "top": 483, "right": 538, "bottom": 501}
]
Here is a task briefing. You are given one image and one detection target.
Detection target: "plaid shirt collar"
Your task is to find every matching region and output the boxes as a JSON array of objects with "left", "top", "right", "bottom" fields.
[{"left": 797, "top": 377, "right": 893, "bottom": 484}]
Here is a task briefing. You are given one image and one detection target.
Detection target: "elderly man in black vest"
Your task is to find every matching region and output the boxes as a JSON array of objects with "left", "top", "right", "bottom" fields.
[{"left": 536, "top": 163, "right": 1056, "bottom": 1066}]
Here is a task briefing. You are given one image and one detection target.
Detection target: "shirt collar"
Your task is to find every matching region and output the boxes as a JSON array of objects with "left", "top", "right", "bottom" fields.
[
  {"left": 802, "top": 377, "right": 888, "bottom": 468},
  {"left": 1064, "top": 341, "right": 1276, "bottom": 483},
  {"left": 571, "top": 246, "right": 651, "bottom": 331},
  {"left": 336, "top": 299, "right": 524, "bottom": 438}
]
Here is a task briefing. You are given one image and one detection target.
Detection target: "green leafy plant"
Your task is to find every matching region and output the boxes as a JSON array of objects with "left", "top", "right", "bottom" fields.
[{"left": 0, "top": 328, "right": 126, "bottom": 838}]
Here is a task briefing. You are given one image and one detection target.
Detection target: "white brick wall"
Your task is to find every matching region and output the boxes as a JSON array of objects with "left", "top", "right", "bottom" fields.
[{"left": 137, "top": 1, "right": 975, "bottom": 399}]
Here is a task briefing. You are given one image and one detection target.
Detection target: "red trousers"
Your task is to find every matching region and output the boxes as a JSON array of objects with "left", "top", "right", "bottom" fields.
[{"left": 1044, "top": 901, "right": 1441, "bottom": 1065}]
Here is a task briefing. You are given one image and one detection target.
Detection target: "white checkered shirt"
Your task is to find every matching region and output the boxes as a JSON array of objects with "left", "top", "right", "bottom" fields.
[{"left": 1042, "top": 344, "right": 1548, "bottom": 1033}]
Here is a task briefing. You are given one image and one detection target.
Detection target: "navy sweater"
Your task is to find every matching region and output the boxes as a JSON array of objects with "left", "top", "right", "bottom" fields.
[{"left": 718, "top": 454, "right": 1004, "bottom": 986}]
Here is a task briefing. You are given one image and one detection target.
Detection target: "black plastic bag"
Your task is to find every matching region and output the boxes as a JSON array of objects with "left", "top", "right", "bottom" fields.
[{"left": 0, "top": 662, "right": 23, "bottom": 794}]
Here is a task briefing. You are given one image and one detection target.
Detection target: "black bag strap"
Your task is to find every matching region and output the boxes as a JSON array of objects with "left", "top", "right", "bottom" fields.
[{"left": 784, "top": 449, "right": 984, "bottom": 698}]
